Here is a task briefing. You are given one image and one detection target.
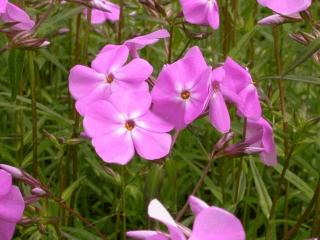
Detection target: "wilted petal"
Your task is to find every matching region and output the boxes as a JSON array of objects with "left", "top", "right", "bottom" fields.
[{"left": 190, "top": 207, "right": 245, "bottom": 240}]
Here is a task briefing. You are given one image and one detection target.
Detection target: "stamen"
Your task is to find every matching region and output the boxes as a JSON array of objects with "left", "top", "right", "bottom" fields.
[
  {"left": 106, "top": 74, "right": 114, "bottom": 83},
  {"left": 125, "top": 120, "right": 135, "bottom": 131},
  {"left": 181, "top": 90, "right": 191, "bottom": 100}
]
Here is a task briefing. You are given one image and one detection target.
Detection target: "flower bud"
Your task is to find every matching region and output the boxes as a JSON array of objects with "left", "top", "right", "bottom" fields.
[
  {"left": 31, "top": 187, "right": 47, "bottom": 197},
  {"left": 0, "top": 164, "right": 24, "bottom": 179}
]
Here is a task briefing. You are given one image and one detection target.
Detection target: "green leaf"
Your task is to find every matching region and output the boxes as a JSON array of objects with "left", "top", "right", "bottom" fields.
[
  {"left": 8, "top": 49, "right": 25, "bottom": 101},
  {"left": 249, "top": 158, "right": 272, "bottom": 218},
  {"left": 62, "top": 176, "right": 85, "bottom": 201},
  {"left": 39, "top": 49, "right": 68, "bottom": 74},
  {"left": 274, "top": 164, "right": 314, "bottom": 200},
  {"left": 283, "top": 38, "right": 320, "bottom": 76}
]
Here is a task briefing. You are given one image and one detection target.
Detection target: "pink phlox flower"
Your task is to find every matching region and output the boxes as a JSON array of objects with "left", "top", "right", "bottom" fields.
[
  {"left": 84, "top": 0, "right": 120, "bottom": 25},
  {"left": 0, "top": 169, "right": 25, "bottom": 240},
  {"left": 0, "top": 0, "right": 7, "bottom": 13},
  {"left": 127, "top": 199, "right": 186, "bottom": 240},
  {"left": 68, "top": 45, "right": 153, "bottom": 116},
  {"left": 83, "top": 90, "right": 173, "bottom": 165},
  {"left": 0, "top": 2, "right": 35, "bottom": 31},
  {"left": 188, "top": 195, "right": 246, "bottom": 240},
  {"left": 99, "top": 29, "right": 170, "bottom": 58},
  {"left": 245, "top": 117, "right": 278, "bottom": 166},
  {"left": 179, "top": 0, "right": 220, "bottom": 30},
  {"left": 257, "top": 0, "right": 312, "bottom": 16},
  {"left": 151, "top": 46, "right": 211, "bottom": 130},
  {"left": 214, "top": 57, "right": 262, "bottom": 121}
]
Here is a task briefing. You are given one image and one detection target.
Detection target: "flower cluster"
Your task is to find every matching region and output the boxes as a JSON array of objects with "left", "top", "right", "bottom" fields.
[
  {"left": 69, "top": 40, "right": 277, "bottom": 166},
  {"left": 127, "top": 196, "right": 245, "bottom": 240},
  {"left": 0, "top": 164, "right": 46, "bottom": 240}
]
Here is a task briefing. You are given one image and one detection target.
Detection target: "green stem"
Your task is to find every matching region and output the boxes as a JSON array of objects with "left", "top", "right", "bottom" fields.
[
  {"left": 285, "top": 178, "right": 320, "bottom": 239},
  {"left": 266, "top": 26, "right": 290, "bottom": 240},
  {"left": 311, "top": 178, "right": 320, "bottom": 237},
  {"left": 121, "top": 167, "right": 126, "bottom": 240},
  {"left": 117, "top": 0, "right": 124, "bottom": 44},
  {"left": 28, "top": 51, "right": 38, "bottom": 178}
]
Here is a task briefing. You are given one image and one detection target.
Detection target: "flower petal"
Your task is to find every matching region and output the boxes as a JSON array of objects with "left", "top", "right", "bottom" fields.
[
  {"left": 0, "top": 219, "right": 16, "bottom": 240},
  {"left": 207, "top": 2, "right": 220, "bottom": 29},
  {"left": 0, "top": 0, "right": 8, "bottom": 13},
  {"left": 91, "top": 45, "right": 129, "bottom": 75},
  {"left": 0, "top": 186, "right": 25, "bottom": 223},
  {"left": 113, "top": 58, "right": 153, "bottom": 83},
  {"left": 68, "top": 65, "right": 103, "bottom": 100},
  {"left": 188, "top": 195, "right": 209, "bottom": 216},
  {"left": 257, "top": 0, "right": 311, "bottom": 15},
  {"left": 92, "top": 130, "right": 134, "bottom": 165},
  {"left": 179, "top": 0, "right": 208, "bottom": 25},
  {"left": 237, "top": 84, "right": 262, "bottom": 120},
  {"left": 190, "top": 206, "right": 245, "bottom": 240},
  {"left": 209, "top": 91, "right": 230, "bottom": 133},
  {"left": 83, "top": 100, "right": 124, "bottom": 138},
  {"left": 109, "top": 90, "right": 152, "bottom": 119},
  {"left": 223, "top": 57, "right": 252, "bottom": 93},
  {"left": 0, "top": 170, "right": 12, "bottom": 197},
  {"left": 3, "top": 3, "right": 35, "bottom": 30},
  {"left": 132, "top": 128, "right": 172, "bottom": 160},
  {"left": 127, "top": 231, "right": 169, "bottom": 240},
  {"left": 135, "top": 111, "right": 174, "bottom": 133}
]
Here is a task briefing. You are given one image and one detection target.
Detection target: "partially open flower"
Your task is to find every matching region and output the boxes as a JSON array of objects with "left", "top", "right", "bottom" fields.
[
  {"left": 0, "top": 170, "right": 25, "bottom": 240},
  {"left": 179, "top": 0, "right": 220, "bottom": 30}
]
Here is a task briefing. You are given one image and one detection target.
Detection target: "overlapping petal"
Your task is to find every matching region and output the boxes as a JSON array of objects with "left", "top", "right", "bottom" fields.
[{"left": 257, "top": 0, "right": 311, "bottom": 15}]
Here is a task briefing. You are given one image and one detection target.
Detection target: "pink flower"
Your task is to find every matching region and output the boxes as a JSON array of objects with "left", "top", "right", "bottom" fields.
[
  {"left": 188, "top": 196, "right": 246, "bottom": 240},
  {"left": 0, "top": 169, "right": 25, "bottom": 240},
  {"left": 213, "top": 57, "right": 262, "bottom": 121},
  {"left": 68, "top": 45, "right": 153, "bottom": 116},
  {"left": 0, "top": 0, "right": 7, "bottom": 13},
  {"left": 127, "top": 199, "right": 186, "bottom": 240},
  {"left": 84, "top": 0, "right": 119, "bottom": 25},
  {"left": 0, "top": 2, "right": 35, "bottom": 31},
  {"left": 151, "top": 46, "right": 211, "bottom": 130},
  {"left": 258, "top": 13, "right": 302, "bottom": 26},
  {"left": 179, "top": 0, "right": 220, "bottom": 30},
  {"left": 99, "top": 29, "right": 170, "bottom": 58},
  {"left": 257, "top": 0, "right": 312, "bottom": 15},
  {"left": 83, "top": 90, "right": 173, "bottom": 165},
  {"left": 127, "top": 196, "right": 245, "bottom": 240},
  {"left": 246, "top": 117, "right": 277, "bottom": 166}
]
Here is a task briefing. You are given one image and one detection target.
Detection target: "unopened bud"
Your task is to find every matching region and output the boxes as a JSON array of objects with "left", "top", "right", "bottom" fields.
[
  {"left": 0, "top": 164, "right": 23, "bottom": 179},
  {"left": 214, "top": 132, "right": 234, "bottom": 153},
  {"left": 31, "top": 187, "right": 47, "bottom": 197},
  {"left": 258, "top": 14, "right": 301, "bottom": 26}
]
